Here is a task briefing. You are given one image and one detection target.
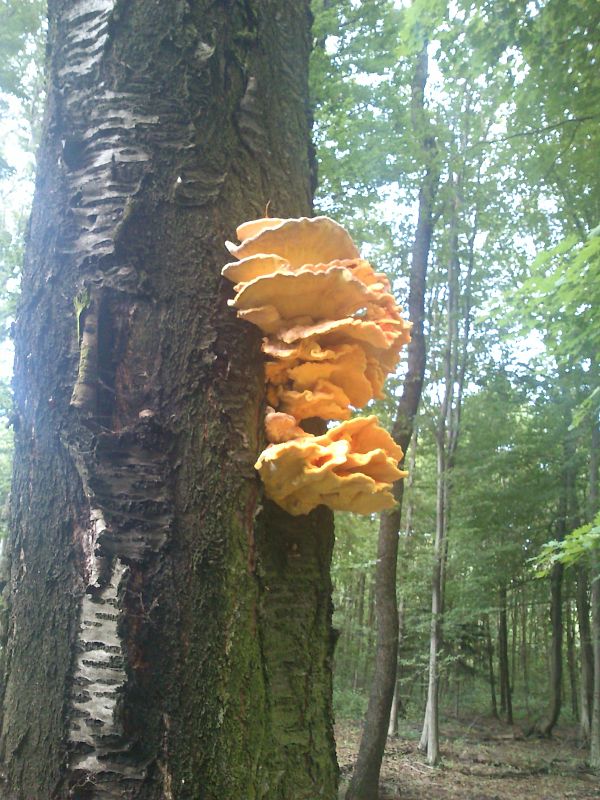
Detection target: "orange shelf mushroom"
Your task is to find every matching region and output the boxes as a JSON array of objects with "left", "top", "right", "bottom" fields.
[
  {"left": 222, "top": 215, "right": 411, "bottom": 516},
  {"left": 255, "top": 416, "right": 407, "bottom": 516}
]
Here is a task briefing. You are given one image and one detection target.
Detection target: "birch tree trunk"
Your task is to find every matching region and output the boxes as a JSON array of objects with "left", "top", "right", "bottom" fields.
[
  {"left": 0, "top": 3, "right": 338, "bottom": 798},
  {"left": 419, "top": 158, "right": 477, "bottom": 763}
]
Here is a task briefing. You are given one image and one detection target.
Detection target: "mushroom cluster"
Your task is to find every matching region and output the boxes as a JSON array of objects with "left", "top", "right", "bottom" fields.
[{"left": 223, "top": 216, "right": 411, "bottom": 516}]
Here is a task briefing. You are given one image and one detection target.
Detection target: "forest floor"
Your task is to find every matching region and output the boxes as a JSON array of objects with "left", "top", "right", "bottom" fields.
[{"left": 336, "top": 716, "right": 600, "bottom": 799}]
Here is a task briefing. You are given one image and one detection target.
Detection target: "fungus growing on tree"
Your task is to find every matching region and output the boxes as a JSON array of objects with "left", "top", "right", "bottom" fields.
[
  {"left": 255, "top": 416, "right": 407, "bottom": 516},
  {"left": 222, "top": 216, "right": 411, "bottom": 516}
]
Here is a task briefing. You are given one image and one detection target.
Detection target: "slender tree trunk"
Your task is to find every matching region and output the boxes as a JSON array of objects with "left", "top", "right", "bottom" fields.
[
  {"left": 511, "top": 596, "right": 518, "bottom": 698},
  {"left": 591, "top": 552, "right": 600, "bottom": 768},
  {"left": 538, "top": 428, "right": 576, "bottom": 739},
  {"left": 419, "top": 131, "right": 481, "bottom": 760},
  {"left": 589, "top": 418, "right": 600, "bottom": 767},
  {"left": 577, "top": 565, "right": 594, "bottom": 740},
  {"left": 498, "top": 585, "right": 513, "bottom": 725},
  {"left": 418, "top": 436, "right": 445, "bottom": 763},
  {"left": 403, "top": 431, "right": 418, "bottom": 537},
  {"left": 521, "top": 592, "right": 530, "bottom": 716},
  {"left": 566, "top": 599, "right": 579, "bottom": 719},
  {"left": 0, "top": 3, "right": 337, "bottom": 799},
  {"left": 454, "top": 674, "right": 460, "bottom": 719},
  {"left": 345, "top": 41, "right": 439, "bottom": 800},
  {"left": 485, "top": 616, "right": 499, "bottom": 719},
  {"left": 388, "top": 595, "right": 406, "bottom": 737},
  {"left": 538, "top": 562, "right": 564, "bottom": 737},
  {"left": 358, "top": 580, "right": 376, "bottom": 691},
  {"left": 352, "top": 572, "right": 367, "bottom": 691},
  {"left": 387, "top": 434, "right": 418, "bottom": 738}
]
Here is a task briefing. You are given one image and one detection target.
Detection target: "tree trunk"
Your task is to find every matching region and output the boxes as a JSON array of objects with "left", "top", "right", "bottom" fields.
[
  {"left": 577, "top": 565, "right": 594, "bottom": 740},
  {"left": 498, "top": 585, "right": 513, "bottom": 725},
  {"left": 485, "top": 616, "right": 499, "bottom": 719},
  {"left": 521, "top": 591, "right": 530, "bottom": 716},
  {"left": 538, "top": 428, "right": 575, "bottom": 739},
  {"left": 345, "top": 41, "right": 439, "bottom": 800},
  {"left": 566, "top": 599, "right": 579, "bottom": 720},
  {"left": 538, "top": 561, "right": 564, "bottom": 737},
  {"left": 511, "top": 596, "right": 518, "bottom": 697},
  {"left": 591, "top": 551, "right": 600, "bottom": 768},
  {"left": 357, "top": 579, "right": 376, "bottom": 692},
  {"left": 0, "top": 3, "right": 338, "bottom": 799},
  {"left": 387, "top": 595, "right": 406, "bottom": 737},
  {"left": 589, "top": 416, "right": 600, "bottom": 767},
  {"left": 419, "top": 132, "right": 480, "bottom": 761},
  {"left": 418, "top": 436, "right": 445, "bottom": 762},
  {"left": 388, "top": 435, "right": 417, "bottom": 739},
  {"left": 352, "top": 571, "right": 367, "bottom": 692}
]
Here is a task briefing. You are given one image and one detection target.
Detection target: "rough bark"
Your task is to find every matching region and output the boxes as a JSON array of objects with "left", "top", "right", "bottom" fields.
[
  {"left": 344, "top": 42, "right": 439, "bottom": 800},
  {"left": 0, "top": 2, "right": 337, "bottom": 799}
]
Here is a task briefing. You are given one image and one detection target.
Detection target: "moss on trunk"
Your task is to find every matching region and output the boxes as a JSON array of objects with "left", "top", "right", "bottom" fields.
[{"left": 0, "top": 1, "right": 337, "bottom": 797}]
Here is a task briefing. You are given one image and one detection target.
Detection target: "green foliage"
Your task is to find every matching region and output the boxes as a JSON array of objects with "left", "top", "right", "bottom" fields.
[
  {"left": 0, "top": 0, "right": 47, "bottom": 545},
  {"left": 333, "top": 687, "right": 369, "bottom": 721},
  {"left": 313, "top": 0, "right": 600, "bottom": 733},
  {"left": 533, "top": 513, "right": 600, "bottom": 575},
  {"left": 519, "top": 229, "right": 600, "bottom": 368},
  {"left": 0, "top": 0, "right": 46, "bottom": 98}
]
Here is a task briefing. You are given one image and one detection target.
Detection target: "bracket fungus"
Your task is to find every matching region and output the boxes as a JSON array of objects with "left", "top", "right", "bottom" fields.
[{"left": 222, "top": 215, "right": 411, "bottom": 516}]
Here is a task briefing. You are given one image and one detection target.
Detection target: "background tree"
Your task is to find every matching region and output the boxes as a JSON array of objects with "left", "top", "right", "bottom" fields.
[{"left": 314, "top": 0, "right": 599, "bottom": 778}]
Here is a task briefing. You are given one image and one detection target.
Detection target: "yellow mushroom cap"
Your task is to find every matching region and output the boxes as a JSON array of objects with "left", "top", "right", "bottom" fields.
[
  {"left": 236, "top": 217, "right": 286, "bottom": 240},
  {"left": 255, "top": 416, "right": 406, "bottom": 516},
  {"left": 264, "top": 340, "right": 376, "bottom": 410},
  {"left": 231, "top": 267, "right": 372, "bottom": 324},
  {"left": 264, "top": 407, "right": 306, "bottom": 443},
  {"left": 280, "top": 315, "right": 411, "bottom": 355},
  {"left": 226, "top": 216, "right": 360, "bottom": 266},
  {"left": 221, "top": 253, "right": 289, "bottom": 285},
  {"left": 319, "top": 415, "right": 404, "bottom": 462},
  {"left": 223, "top": 214, "right": 410, "bottom": 516},
  {"left": 272, "top": 381, "right": 352, "bottom": 422}
]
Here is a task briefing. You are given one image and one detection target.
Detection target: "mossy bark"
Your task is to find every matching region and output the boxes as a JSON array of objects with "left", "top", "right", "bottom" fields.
[{"left": 0, "top": 2, "right": 337, "bottom": 798}]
